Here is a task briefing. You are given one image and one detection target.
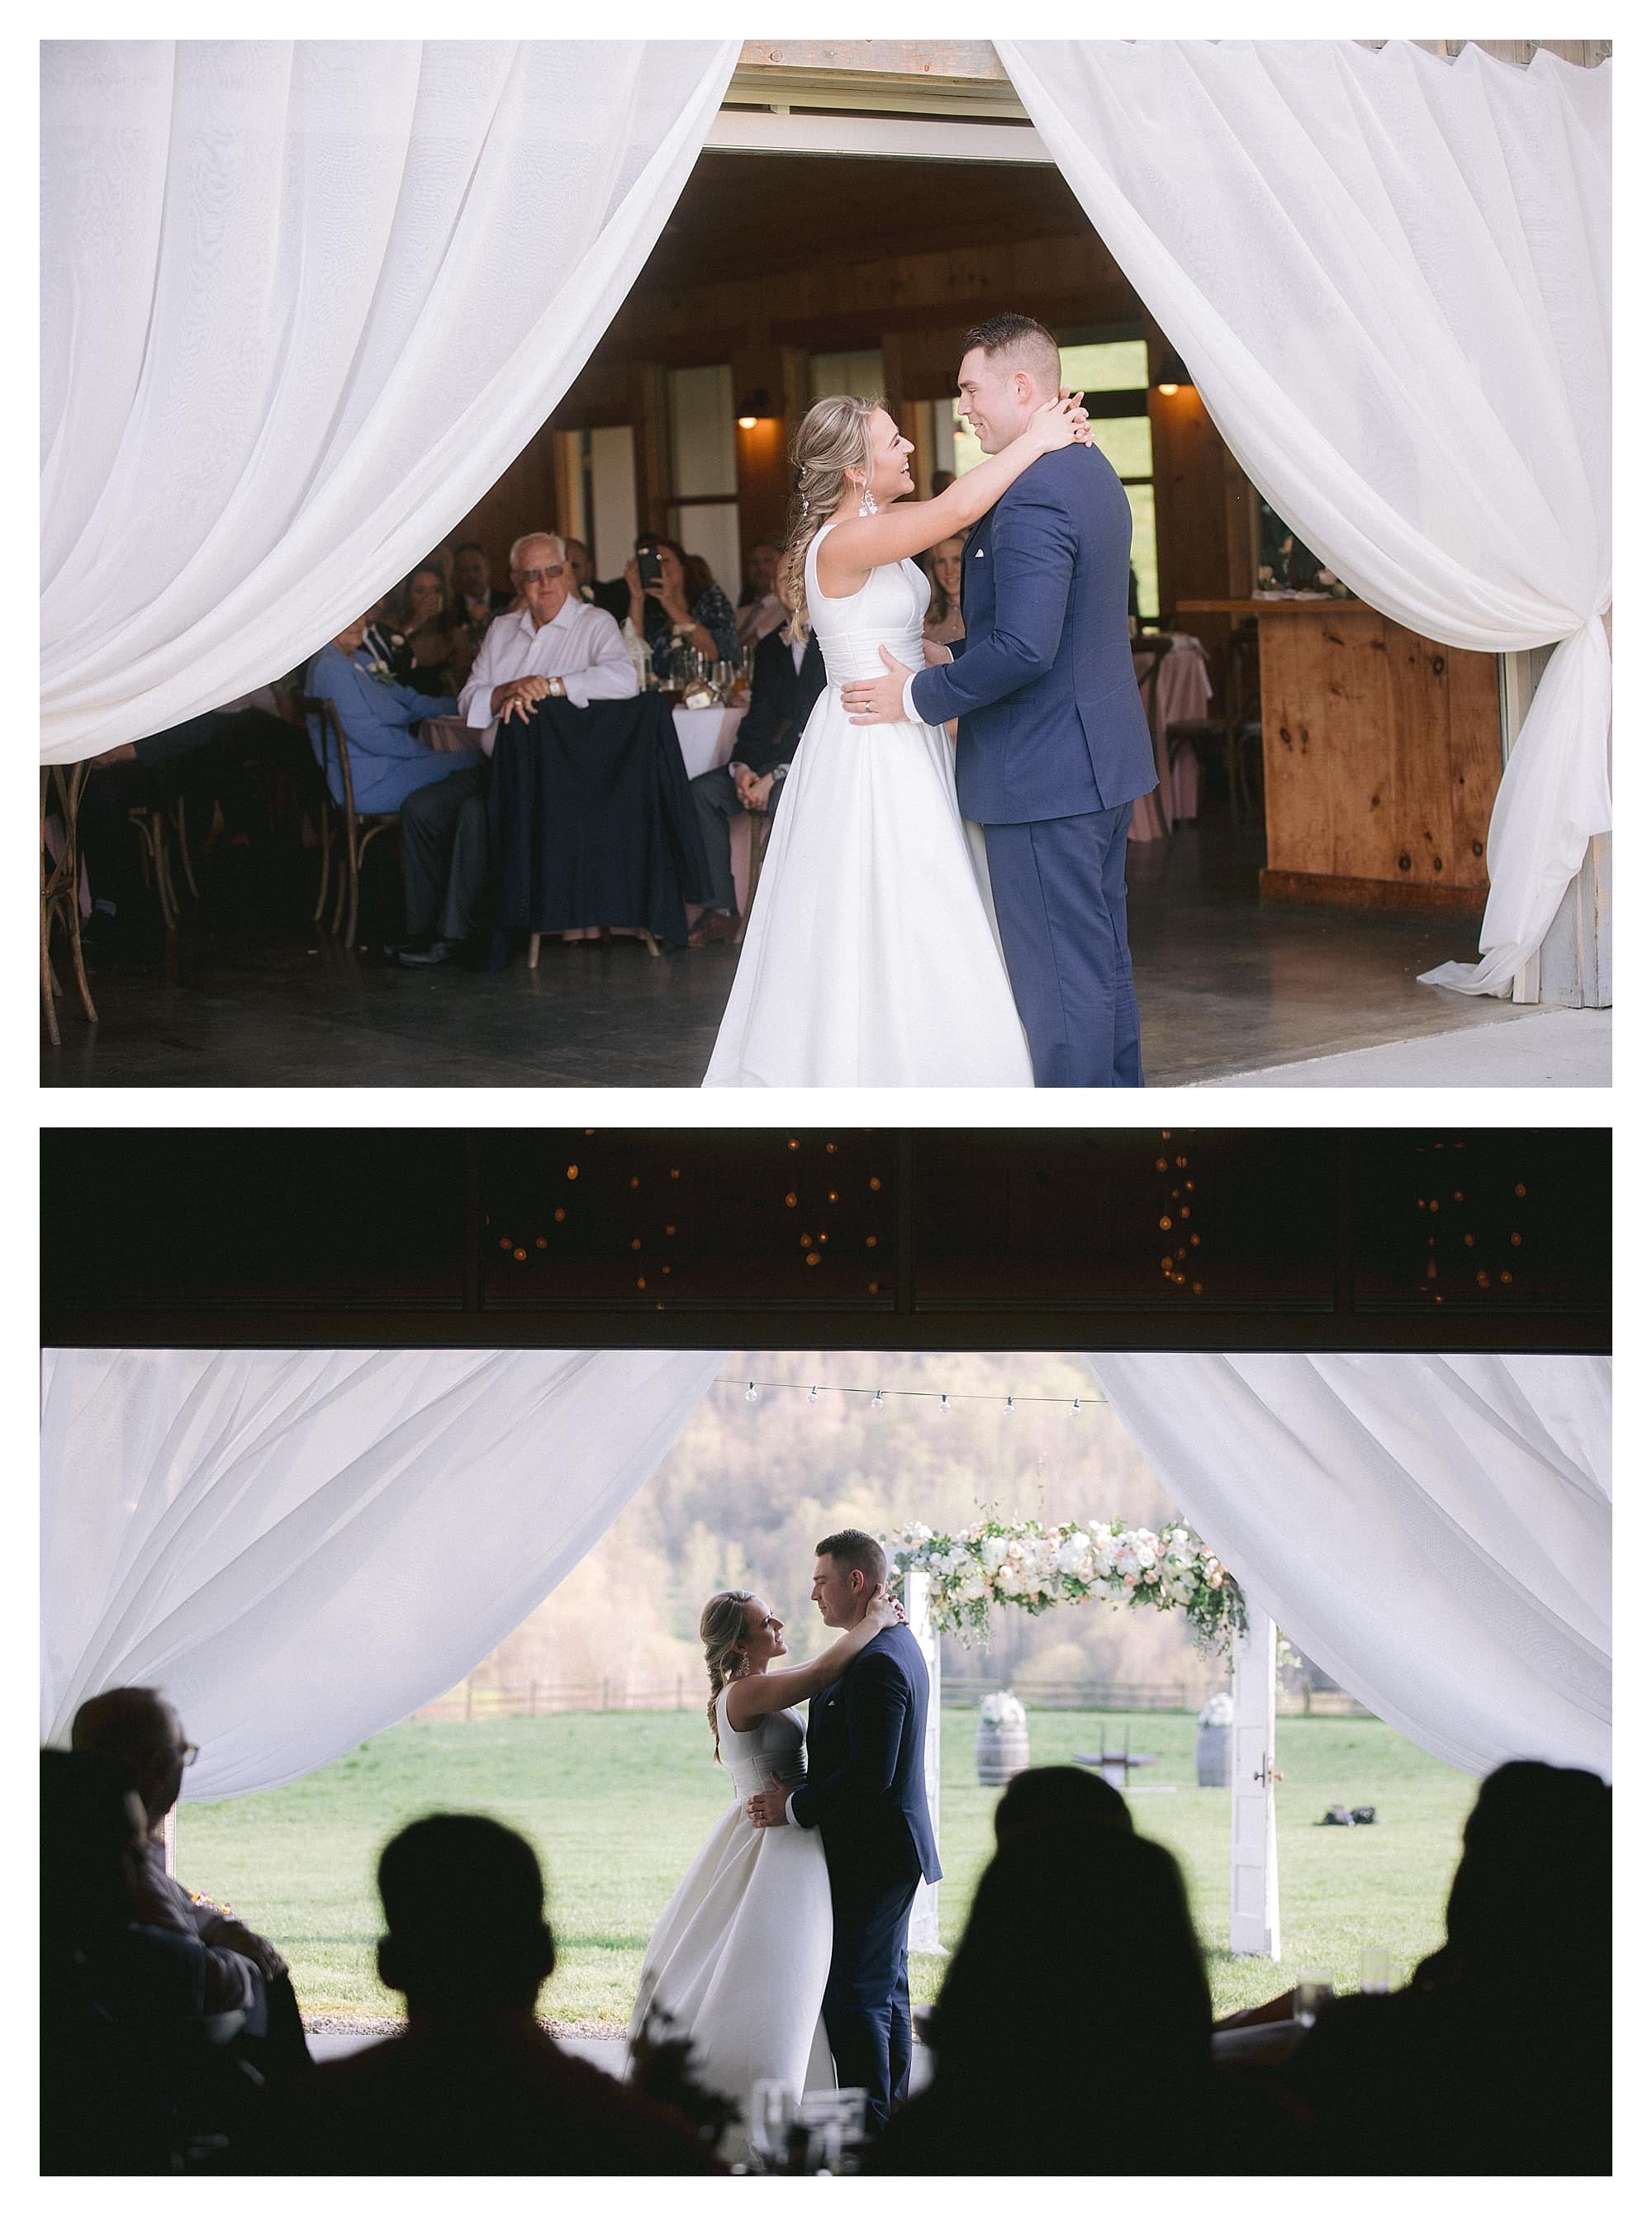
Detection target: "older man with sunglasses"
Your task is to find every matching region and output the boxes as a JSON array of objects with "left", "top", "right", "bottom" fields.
[
  {"left": 70, "top": 1687, "right": 287, "bottom": 2021},
  {"left": 396, "top": 531, "right": 637, "bottom": 966}
]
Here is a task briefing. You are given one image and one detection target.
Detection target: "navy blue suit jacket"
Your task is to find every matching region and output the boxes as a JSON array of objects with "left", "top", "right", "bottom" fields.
[
  {"left": 790, "top": 1625, "right": 942, "bottom": 1892},
  {"left": 909, "top": 443, "right": 1157, "bottom": 823}
]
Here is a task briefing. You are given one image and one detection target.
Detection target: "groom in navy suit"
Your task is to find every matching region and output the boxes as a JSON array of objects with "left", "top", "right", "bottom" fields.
[
  {"left": 843, "top": 312, "right": 1158, "bottom": 1086},
  {"left": 745, "top": 1529, "right": 940, "bottom": 2132}
]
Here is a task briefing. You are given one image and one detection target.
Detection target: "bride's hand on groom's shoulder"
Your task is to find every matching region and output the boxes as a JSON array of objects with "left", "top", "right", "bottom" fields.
[
  {"left": 868, "top": 1590, "right": 905, "bottom": 1630},
  {"left": 1028, "top": 388, "right": 1094, "bottom": 453}
]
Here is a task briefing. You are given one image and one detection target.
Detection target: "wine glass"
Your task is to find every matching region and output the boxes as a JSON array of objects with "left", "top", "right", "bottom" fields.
[
  {"left": 748, "top": 2079, "right": 794, "bottom": 2171},
  {"left": 1294, "top": 1972, "right": 1335, "bottom": 2027}
]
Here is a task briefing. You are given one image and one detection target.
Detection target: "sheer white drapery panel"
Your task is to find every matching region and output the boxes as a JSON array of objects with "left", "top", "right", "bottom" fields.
[
  {"left": 1089, "top": 1354, "right": 1610, "bottom": 1780},
  {"left": 998, "top": 40, "right": 1611, "bottom": 995},
  {"left": 40, "top": 1347, "right": 727, "bottom": 1798},
  {"left": 40, "top": 40, "right": 739, "bottom": 762}
]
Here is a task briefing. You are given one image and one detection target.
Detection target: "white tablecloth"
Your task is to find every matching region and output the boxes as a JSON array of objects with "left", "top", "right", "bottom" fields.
[{"left": 672, "top": 703, "right": 745, "bottom": 778}]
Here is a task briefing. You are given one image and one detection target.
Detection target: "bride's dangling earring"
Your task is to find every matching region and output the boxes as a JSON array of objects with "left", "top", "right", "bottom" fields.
[{"left": 858, "top": 477, "right": 878, "bottom": 518}]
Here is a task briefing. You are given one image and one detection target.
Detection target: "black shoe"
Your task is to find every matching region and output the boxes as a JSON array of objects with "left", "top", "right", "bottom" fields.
[{"left": 395, "top": 937, "right": 467, "bottom": 968}]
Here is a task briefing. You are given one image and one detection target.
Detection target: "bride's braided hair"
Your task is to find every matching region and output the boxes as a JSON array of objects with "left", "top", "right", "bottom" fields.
[
  {"left": 776, "top": 393, "right": 885, "bottom": 644},
  {"left": 700, "top": 1588, "right": 756, "bottom": 1763}
]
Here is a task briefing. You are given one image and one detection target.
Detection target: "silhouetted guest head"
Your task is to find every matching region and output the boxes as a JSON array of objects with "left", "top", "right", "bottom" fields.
[
  {"left": 377, "top": 1815, "right": 555, "bottom": 2017},
  {"left": 994, "top": 1763, "right": 1133, "bottom": 1846},
  {"left": 933, "top": 1825, "right": 1211, "bottom": 2094},
  {"left": 41, "top": 1747, "right": 148, "bottom": 1956},
  {"left": 71, "top": 1687, "right": 193, "bottom": 1831},
  {"left": 1441, "top": 1759, "right": 1610, "bottom": 1995}
]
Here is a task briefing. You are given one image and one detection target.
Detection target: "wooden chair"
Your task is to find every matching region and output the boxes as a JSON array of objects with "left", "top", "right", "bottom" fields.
[
  {"left": 732, "top": 804, "right": 778, "bottom": 947},
  {"left": 528, "top": 923, "right": 662, "bottom": 965},
  {"left": 300, "top": 695, "right": 400, "bottom": 948},
  {"left": 1166, "top": 618, "right": 1265, "bottom": 824},
  {"left": 126, "top": 798, "right": 191, "bottom": 930},
  {"left": 40, "top": 763, "right": 97, "bottom": 1043},
  {"left": 1133, "top": 634, "right": 1176, "bottom": 840}
]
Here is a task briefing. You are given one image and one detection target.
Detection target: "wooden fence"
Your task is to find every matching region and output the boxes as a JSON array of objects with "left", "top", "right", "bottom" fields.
[{"left": 415, "top": 1677, "right": 1370, "bottom": 1721}]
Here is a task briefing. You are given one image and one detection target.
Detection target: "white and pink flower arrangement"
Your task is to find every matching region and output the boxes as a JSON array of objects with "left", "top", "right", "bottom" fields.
[{"left": 888, "top": 1515, "right": 1243, "bottom": 1653}]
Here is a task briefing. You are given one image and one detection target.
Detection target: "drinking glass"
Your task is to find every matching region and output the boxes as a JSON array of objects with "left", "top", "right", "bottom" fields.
[
  {"left": 1359, "top": 1946, "right": 1391, "bottom": 1995},
  {"left": 748, "top": 2079, "right": 794, "bottom": 2171},
  {"left": 800, "top": 2087, "right": 869, "bottom": 2174},
  {"left": 1294, "top": 1972, "right": 1335, "bottom": 2027}
]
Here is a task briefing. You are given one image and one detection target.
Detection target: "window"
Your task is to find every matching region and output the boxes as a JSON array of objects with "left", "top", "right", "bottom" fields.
[
  {"left": 1060, "top": 339, "right": 1157, "bottom": 621},
  {"left": 809, "top": 349, "right": 885, "bottom": 402},
  {"left": 667, "top": 365, "right": 740, "bottom": 605},
  {"left": 928, "top": 334, "right": 1160, "bottom": 621}
]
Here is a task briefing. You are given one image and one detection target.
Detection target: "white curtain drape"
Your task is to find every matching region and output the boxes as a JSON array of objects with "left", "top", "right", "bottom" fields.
[
  {"left": 40, "top": 39, "right": 739, "bottom": 763},
  {"left": 1088, "top": 1354, "right": 1611, "bottom": 1780},
  {"left": 40, "top": 1347, "right": 725, "bottom": 1798},
  {"left": 998, "top": 40, "right": 1611, "bottom": 995}
]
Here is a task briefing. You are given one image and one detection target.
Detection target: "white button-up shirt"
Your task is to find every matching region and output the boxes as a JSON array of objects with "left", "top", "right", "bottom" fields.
[{"left": 458, "top": 596, "right": 638, "bottom": 755}]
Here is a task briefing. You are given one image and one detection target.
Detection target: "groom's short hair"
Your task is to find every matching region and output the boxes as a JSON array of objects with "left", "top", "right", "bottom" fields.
[
  {"left": 960, "top": 312, "right": 1061, "bottom": 391},
  {"left": 816, "top": 1528, "right": 887, "bottom": 1590}
]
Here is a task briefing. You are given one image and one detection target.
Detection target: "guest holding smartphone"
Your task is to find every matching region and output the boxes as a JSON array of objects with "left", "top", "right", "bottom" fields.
[{"left": 625, "top": 534, "right": 739, "bottom": 681}]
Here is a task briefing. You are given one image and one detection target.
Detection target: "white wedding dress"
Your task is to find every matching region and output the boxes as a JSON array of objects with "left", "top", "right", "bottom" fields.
[
  {"left": 629, "top": 1687, "right": 835, "bottom": 2153},
  {"left": 703, "top": 524, "right": 1035, "bottom": 1086}
]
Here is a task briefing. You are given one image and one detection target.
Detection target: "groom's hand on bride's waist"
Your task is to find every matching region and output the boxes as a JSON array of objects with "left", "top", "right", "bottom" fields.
[
  {"left": 746, "top": 1774, "right": 791, "bottom": 1829},
  {"left": 842, "top": 645, "right": 915, "bottom": 727}
]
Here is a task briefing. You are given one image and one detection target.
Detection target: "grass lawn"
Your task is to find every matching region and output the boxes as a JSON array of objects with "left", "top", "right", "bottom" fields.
[{"left": 179, "top": 1709, "right": 1478, "bottom": 2027}]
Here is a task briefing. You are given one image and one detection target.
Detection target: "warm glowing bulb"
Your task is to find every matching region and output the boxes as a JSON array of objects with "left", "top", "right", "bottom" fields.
[{"left": 738, "top": 414, "right": 757, "bottom": 429}]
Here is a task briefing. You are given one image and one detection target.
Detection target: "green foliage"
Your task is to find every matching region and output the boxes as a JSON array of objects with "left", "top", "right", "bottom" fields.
[{"left": 180, "top": 1710, "right": 1477, "bottom": 2026}]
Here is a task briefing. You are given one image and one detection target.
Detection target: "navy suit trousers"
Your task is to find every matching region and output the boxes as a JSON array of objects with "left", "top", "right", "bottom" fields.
[
  {"left": 984, "top": 804, "right": 1145, "bottom": 1089},
  {"left": 821, "top": 1864, "right": 919, "bottom": 2132}
]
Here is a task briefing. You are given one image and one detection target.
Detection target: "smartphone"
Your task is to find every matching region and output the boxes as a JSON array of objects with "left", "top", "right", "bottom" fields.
[{"left": 637, "top": 546, "right": 663, "bottom": 591}]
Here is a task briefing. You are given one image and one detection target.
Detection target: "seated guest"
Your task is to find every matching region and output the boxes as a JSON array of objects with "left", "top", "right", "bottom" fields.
[
  {"left": 993, "top": 1763, "right": 1132, "bottom": 1844},
  {"left": 395, "top": 564, "right": 477, "bottom": 696},
  {"left": 564, "top": 538, "right": 596, "bottom": 603},
  {"left": 588, "top": 555, "right": 631, "bottom": 624},
  {"left": 625, "top": 534, "right": 739, "bottom": 680},
  {"left": 734, "top": 539, "right": 786, "bottom": 646},
  {"left": 396, "top": 531, "right": 636, "bottom": 967},
  {"left": 686, "top": 587, "right": 824, "bottom": 946},
  {"left": 263, "top": 1815, "right": 720, "bottom": 2175},
  {"left": 79, "top": 699, "right": 296, "bottom": 939},
  {"left": 42, "top": 1748, "right": 232, "bottom": 2173},
  {"left": 70, "top": 1688, "right": 311, "bottom": 2084},
  {"left": 868, "top": 1824, "right": 1222, "bottom": 2175},
  {"left": 306, "top": 615, "right": 480, "bottom": 819},
  {"left": 924, "top": 534, "right": 966, "bottom": 647},
  {"left": 452, "top": 540, "right": 515, "bottom": 629},
  {"left": 1284, "top": 1760, "right": 1611, "bottom": 2176}
]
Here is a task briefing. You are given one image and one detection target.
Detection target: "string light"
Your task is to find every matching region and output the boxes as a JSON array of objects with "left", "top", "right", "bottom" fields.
[{"left": 719, "top": 1378, "right": 1108, "bottom": 1409}]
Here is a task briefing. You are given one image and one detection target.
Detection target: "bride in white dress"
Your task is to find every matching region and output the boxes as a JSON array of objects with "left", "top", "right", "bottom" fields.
[
  {"left": 703, "top": 385, "right": 1091, "bottom": 1087},
  {"left": 628, "top": 1585, "right": 903, "bottom": 2154}
]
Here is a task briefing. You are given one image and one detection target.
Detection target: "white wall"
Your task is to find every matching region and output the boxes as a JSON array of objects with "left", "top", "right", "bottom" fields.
[{"left": 588, "top": 425, "right": 638, "bottom": 582}]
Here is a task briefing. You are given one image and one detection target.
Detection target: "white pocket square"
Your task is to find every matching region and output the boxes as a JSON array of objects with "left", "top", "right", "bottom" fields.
[{"left": 972, "top": 547, "right": 985, "bottom": 558}]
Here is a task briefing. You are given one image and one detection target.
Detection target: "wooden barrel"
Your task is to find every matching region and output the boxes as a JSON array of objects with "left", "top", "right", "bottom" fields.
[{"left": 976, "top": 1717, "right": 1030, "bottom": 1786}]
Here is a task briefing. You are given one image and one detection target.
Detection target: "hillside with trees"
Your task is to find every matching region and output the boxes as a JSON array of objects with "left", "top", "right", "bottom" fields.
[{"left": 469, "top": 1351, "right": 1229, "bottom": 1708}]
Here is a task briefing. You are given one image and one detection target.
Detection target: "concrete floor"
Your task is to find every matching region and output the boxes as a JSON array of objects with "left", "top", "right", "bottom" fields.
[
  {"left": 1199, "top": 1006, "right": 1610, "bottom": 1088},
  {"left": 43, "top": 824, "right": 1564, "bottom": 1090}
]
